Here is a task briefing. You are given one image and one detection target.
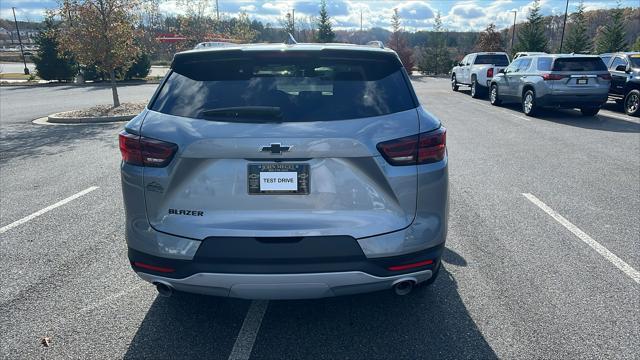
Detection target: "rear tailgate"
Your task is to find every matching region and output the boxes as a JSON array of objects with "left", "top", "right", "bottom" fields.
[
  {"left": 141, "top": 48, "right": 428, "bottom": 240},
  {"left": 549, "top": 57, "right": 610, "bottom": 95}
]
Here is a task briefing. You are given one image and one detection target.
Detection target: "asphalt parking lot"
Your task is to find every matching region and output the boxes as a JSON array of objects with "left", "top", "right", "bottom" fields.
[{"left": 1, "top": 78, "right": 638, "bottom": 359}]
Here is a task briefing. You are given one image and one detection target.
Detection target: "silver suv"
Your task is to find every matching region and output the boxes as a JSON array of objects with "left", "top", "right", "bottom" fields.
[
  {"left": 489, "top": 54, "right": 611, "bottom": 116},
  {"left": 119, "top": 43, "right": 449, "bottom": 300}
]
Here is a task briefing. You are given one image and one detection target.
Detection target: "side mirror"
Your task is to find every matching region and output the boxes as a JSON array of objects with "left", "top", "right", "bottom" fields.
[
  {"left": 458, "top": 62, "right": 464, "bottom": 67},
  {"left": 498, "top": 69, "right": 506, "bottom": 74},
  {"left": 615, "top": 64, "right": 628, "bottom": 72}
]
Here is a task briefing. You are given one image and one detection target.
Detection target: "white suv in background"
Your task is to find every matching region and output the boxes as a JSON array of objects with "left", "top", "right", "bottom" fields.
[{"left": 451, "top": 52, "right": 511, "bottom": 98}]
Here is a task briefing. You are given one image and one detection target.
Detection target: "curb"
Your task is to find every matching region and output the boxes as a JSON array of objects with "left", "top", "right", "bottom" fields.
[{"left": 47, "top": 113, "right": 136, "bottom": 124}]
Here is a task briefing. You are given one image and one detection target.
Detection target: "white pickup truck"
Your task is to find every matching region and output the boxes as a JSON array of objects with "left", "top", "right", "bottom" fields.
[{"left": 451, "top": 52, "right": 511, "bottom": 98}]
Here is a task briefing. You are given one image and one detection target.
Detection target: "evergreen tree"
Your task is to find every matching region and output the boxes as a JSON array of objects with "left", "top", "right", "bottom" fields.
[
  {"left": 595, "top": 0, "right": 628, "bottom": 53},
  {"left": 564, "top": 1, "right": 592, "bottom": 54},
  {"left": 632, "top": 36, "right": 640, "bottom": 52},
  {"left": 125, "top": 53, "right": 151, "bottom": 80},
  {"left": 316, "top": 0, "right": 335, "bottom": 43},
  {"left": 514, "top": 0, "right": 548, "bottom": 52},
  {"left": 387, "top": 9, "right": 414, "bottom": 73},
  {"left": 418, "top": 12, "right": 451, "bottom": 75},
  {"left": 32, "top": 14, "right": 76, "bottom": 82},
  {"left": 473, "top": 23, "right": 504, "bottom": 52}
]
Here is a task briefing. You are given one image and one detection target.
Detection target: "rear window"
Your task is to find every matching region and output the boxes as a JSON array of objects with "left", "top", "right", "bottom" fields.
[
  {"left": 474, "top": 54, "right": 510, "bottom": 66},
  {"left": 150, "top": 51, "right": 416, "bottom": 122},
  {"left": 552, "top": 57, "right": 607, "bottom": 71}
]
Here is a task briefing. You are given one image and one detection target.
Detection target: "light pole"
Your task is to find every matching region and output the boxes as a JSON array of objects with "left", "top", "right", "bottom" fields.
[
  {"left": 559, "top": 0, "right": 570, "bottom": 53},
  {"left": 11, "top": 7, "right": 29, "bottom": 75},
  {"left": 510, "top": 10, "right": 517, "bottom": 55}
]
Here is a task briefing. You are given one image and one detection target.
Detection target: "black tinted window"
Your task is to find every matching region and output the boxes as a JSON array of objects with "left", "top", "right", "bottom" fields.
[
  {"left": 537, "top": 57, "right": 553, "bottom": 71},
  {"left": 150, "top": 51, "right": 416, "bottom": 122},
  {"left": 475, "top": 54, "right": 510, "bottom": 66},
  {"left": 552, "top": 57, "right": 607, "bottom": 71},
  {"left": 609, "top": 57, "right": 627, "bottom": 70}
]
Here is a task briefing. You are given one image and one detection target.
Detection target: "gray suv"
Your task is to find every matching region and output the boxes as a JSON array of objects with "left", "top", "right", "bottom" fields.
[
  {"left": 119, "top": 43, "right": 449, "bottom": 300},
  {"left": 489, "top": 55, "right": 611, "bottom": 116}
]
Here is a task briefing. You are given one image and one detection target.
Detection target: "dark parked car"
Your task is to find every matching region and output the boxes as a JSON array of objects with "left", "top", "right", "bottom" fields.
[{"left": 599, "top": 52, "right": 640, "bottom": 116}]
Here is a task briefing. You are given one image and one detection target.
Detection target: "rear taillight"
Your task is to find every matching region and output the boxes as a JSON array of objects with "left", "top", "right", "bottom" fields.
[
  {"left": 487, "top": 68, "right": 494, "bottom": 78},
  {"left": 598, "top": 73, "right": 612, "bottom": 80},
  {"left": 542, "top": 73, "right": 567, "bottom": 81},
  {"left": 119, "top": 131, "right": 177, "bottom": 167},
  {"left": 377, "top": 127, "right": 446, "bottom": 166}
]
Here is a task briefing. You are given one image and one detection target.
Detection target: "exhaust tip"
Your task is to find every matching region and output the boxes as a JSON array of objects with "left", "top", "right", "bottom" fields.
[
  {"left": 154, "top": 282, "right": 174, "bottom": 297},
  {"left": 393, "top": 280, "right": 415, "bottom": 296}
]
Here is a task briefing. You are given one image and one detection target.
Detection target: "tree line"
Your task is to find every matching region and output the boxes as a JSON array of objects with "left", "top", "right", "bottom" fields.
[{"left": 24, "top": 0, "right": 640, "bottom": 107}]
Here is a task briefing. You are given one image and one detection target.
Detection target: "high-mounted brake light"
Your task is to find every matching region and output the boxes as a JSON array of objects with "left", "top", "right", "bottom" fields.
[
  {"left": 119, "top": 131, "right": 177, "bottom": 167},
  {"left": 487, "top": 68, "right": 494, "bottom": 78},
  {"left": 542, "top": 73, "right": 567, "bottom": 81},
  {"left": 377, "top": 127, "right": 446, "bottom": 166}
]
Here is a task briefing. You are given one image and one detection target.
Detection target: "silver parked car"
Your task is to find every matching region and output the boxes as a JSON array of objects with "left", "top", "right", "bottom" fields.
[
  {"left": 489, "top": 54, "right": 611, "bottom": 116},
  {"left": 119, "top": 43, "right": 449, "bottom": 300}
]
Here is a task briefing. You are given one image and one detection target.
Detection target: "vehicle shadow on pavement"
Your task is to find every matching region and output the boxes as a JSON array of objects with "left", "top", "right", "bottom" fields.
[
  {"left": 0, "top": 122, "right": 122, "bottom": 163},
  {"left": 123, "top": 293, "right": 252, "bottom": 360},
  {"left": 124, "top": 261, "right": 496, "bottom": 359},
  {"left": 497, "top": 102, "right": 640, "bottom": 133}
]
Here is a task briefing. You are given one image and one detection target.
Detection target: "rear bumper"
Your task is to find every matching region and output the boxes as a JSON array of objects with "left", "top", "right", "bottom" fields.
[
  {"left": 128, "top": 241, "right": 444, "bottom": 299},
  {"left": 136, "top": 269, "right": 433, "bottom": 300},
  {"left": 538, "top": 94, "right": 608, "bottom": 108}
]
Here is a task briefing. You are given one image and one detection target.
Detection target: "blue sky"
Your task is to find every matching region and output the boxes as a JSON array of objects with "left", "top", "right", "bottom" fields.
[{"left": 1, "top": 0, "right": 637, "bottom": 31}]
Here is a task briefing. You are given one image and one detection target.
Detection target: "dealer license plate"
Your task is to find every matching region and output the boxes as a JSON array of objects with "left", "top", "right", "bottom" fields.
[{"left": 248, "top": 163, "right": 310, "bottom": 195}]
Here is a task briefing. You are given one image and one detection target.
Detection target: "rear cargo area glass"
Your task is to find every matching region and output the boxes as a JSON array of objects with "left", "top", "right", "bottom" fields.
[
  {"left": 552, "top": 58, "right": 607, "bottom": 71},
  {"left": 150, "top": 51, "right": 415, "bottom": 122},
  {"left": 474, "top": 54, "right": 509, "bottom": 66}
]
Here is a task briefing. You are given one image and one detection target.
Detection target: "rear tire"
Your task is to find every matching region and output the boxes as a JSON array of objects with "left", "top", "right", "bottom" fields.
[
  {"left": 489, "top": 84, "right": 502, "bottom": 106},
  {"left": 522, "top": 89, "right": 538, "bottom": 116},
  {"left": 624, "top": 89, "right": 640, "bottom": 117},
  {"left": 580, "top": 107, "right": 600, "bottom": 116},
  {"left": 451, "top": 74, "right": 459, "bottom": 92},
  {"left": 470, "top": 78, "right": 481, "bottom": 98}
]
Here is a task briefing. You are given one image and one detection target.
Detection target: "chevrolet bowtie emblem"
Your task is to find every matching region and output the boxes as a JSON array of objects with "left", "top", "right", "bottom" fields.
[{"left": 260, "top": 143, "right": 292, "bottom": 154}]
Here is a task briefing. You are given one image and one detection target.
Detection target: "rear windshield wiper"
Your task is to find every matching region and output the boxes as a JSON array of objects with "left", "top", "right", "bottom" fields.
[{"left": 200, "top": 106, "right": 283, "bottom": 122}]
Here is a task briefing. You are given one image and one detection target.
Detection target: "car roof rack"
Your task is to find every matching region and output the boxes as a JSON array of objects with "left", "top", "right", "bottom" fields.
[{"left": 367, "top": 40, "right": 384, "bottom": 49}]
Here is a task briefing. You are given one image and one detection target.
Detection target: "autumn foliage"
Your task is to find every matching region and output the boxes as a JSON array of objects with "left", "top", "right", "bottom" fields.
[{"left": 59, "top": 0, "right": 141, "bottom": 107}]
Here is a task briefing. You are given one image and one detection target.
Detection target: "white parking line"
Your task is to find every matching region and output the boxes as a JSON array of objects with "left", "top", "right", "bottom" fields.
[
  {"left": 523, "top": 193, "right": 640, "bottom": 284},
  {"left": 598, "top": 111, "right": 639, "bottom": 122},
  {"left": 80, "top": 285, "right": 141, "bottom": 313},
  {"left": 228, "top": 300, "right": 269, "bottom": 360},
  {"left": 0, "top": 186, "right": 99, "bottom": 234}
]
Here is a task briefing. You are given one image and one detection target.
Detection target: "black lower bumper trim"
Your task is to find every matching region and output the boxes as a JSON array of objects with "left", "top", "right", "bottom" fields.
[{"left": 128, "top": 238, "right": 445, "bottom": 279}]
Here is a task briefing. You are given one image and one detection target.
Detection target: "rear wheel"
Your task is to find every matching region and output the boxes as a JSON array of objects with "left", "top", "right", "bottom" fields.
[
  {"left": 470, "top": 78, "right": 481, "bottom": 98},
  {"left": 451, "top": 74, "right": 459, "bottom": 92},
  {"left": 580, "top": 107, "right": 600, "bottom": 116},
  {"left": 624, "top": 89, "right": 640, "bottom": 117},
  {"left": 522, "top": 89, "right": 538, "bottom": 116},
  {"left": 489, "top": 84, "right": 501, "bottom": 106}
]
